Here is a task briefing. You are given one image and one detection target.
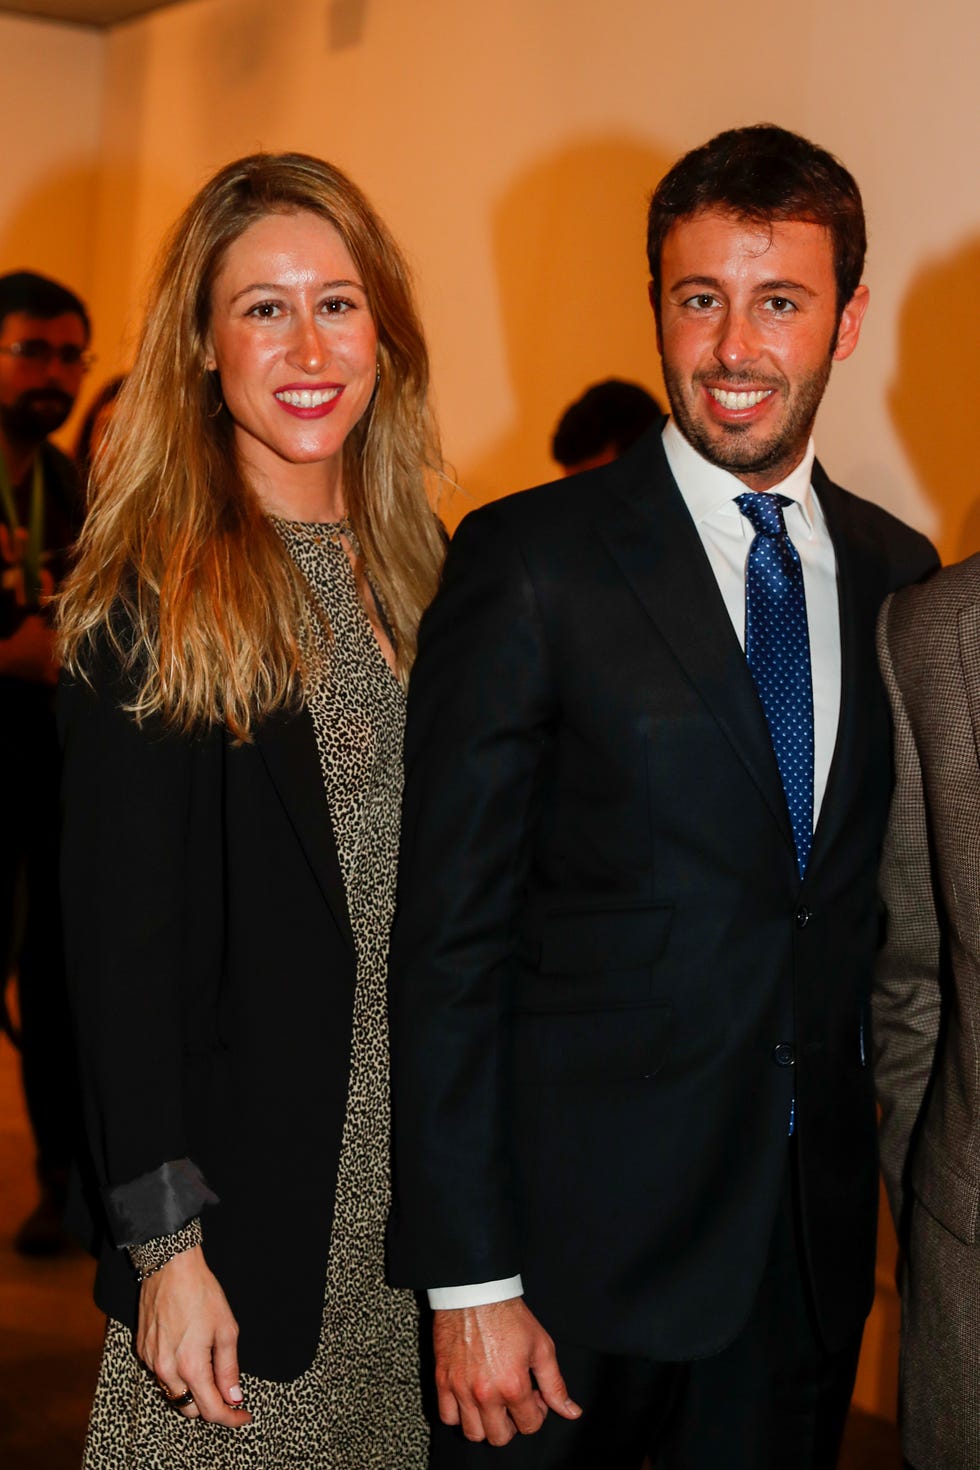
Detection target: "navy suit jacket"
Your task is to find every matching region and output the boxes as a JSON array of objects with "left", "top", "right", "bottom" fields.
[{"left": 387, "top": 425, "right": 937, "bottom": 1358}]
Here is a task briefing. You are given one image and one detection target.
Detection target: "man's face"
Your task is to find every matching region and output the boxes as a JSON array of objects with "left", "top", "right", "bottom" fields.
[
  {"left": 655, "top": 209, "right": 868, "bottom": 490},
  {"left": 0, "top": 310, "right": 89, "bottom": 446}
]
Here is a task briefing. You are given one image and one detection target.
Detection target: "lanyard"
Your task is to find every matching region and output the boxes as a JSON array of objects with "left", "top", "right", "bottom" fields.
[{"left": 0, "top": 448, "right": 44, "bottom": 606}]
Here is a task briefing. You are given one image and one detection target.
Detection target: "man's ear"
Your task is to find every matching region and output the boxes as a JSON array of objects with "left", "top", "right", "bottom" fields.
[{"left": 832, "top": 284, "right": 870, "bottom": 362}]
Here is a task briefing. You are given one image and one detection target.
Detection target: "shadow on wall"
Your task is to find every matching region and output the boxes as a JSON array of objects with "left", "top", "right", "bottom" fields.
[
  {"left": 0, "top": 162, "right": 98, "bottom": 305},
  {"left": 888, "top": 233, "right": 980, "bottom": 565},
  {"left": 0, "top": 164, "right": 99, "bottom": 306},
  {"left": 0, "top": 164, "right": 105, "bottom": 443},
  {"left": 458, "top": 136, "right": 674, "bottom": 519}
]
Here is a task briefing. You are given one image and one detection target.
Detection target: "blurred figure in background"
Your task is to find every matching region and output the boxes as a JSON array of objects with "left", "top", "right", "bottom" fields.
[
  {"left": 0, "top": 269, "right": 89, "bottom": 1256},
  {"left": 551, "top": 377, "right": 663, "bottom": 475},
  {"left": 74, "top": 373, "right": 127, "bottom": 489}
]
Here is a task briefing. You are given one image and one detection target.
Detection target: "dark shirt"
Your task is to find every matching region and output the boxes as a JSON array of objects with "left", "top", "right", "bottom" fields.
[{"left": 0, "top": 441, "right": 82, "bottom": 640}]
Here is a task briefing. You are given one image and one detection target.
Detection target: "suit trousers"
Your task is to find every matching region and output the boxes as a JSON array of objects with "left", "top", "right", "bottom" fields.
[{"left": 428, "top": 1154, "right": 862, "bottom": 1470}]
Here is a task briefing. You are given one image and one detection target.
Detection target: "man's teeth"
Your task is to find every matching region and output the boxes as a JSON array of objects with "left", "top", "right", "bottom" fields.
[
  {"left": 275, "top": 388, "right": 341, "bottom": 408},
  {"left": 708, "top": 388, "right": 773, "bottom": 410}
]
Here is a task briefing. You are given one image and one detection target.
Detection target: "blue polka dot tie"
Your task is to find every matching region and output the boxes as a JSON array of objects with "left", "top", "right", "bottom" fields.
[{"left": 735, "top": 492, "right": 814, "bottom": 878}]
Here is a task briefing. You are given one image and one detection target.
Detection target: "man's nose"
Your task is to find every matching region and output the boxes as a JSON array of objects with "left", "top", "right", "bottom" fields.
[
  {"left": 41, "top": 350, "right": 81, "bottom": 386},
  {"left": 712, "top": 309, "right": 760, "bottom": 371}
]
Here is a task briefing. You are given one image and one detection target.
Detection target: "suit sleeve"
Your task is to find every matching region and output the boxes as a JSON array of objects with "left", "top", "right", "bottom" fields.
[
  {"left": 58, "top": 640, "right": 219, "bottom": 1246},
  {"left": 387, "top": 504, "right": 554, "bottom": 1289},
  {"left": 872, "top": 593, "right": 942, "bottom": 1234}
]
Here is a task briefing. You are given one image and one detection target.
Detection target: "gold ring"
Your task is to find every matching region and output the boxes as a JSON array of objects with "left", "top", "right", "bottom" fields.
[{"left": 160, "top": 1384, "right": 194, "bottom": 1409}]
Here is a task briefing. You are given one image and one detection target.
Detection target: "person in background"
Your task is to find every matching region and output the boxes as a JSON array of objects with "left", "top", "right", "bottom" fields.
[
  {"left": 0, "top": 269, "right": 89, "bottom": 1256},
  {"left": 874, "top": 554, "right": 980, "bottom": 1470},
  {"left": 386, "top": 124, "right": 938, "bottom": 1470},
  {"left": 74, "top": 373, "right": 127, "bottom": 489},
  {"left": 550, "top": 378, "right": 663, "bottom": 475},
  {"left": 57, "top": 151, "right": 444, "bottom": 1468}
]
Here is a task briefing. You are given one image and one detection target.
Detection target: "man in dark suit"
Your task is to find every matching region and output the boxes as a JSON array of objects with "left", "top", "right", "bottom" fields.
[
  {"left": 387, "top": 125, "right": 937, "bottom": 1469},
  {"left": 0, "top": 270, "right": 88, "bottom": 1255}
]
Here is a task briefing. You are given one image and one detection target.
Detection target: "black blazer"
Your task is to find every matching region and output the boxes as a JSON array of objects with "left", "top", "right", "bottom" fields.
[
  {"left": 387, "top": 426, "right": 937, "bottom": 1359},
  {"left": 59, "top": 640, "right": 355, "bottom": 1380}
]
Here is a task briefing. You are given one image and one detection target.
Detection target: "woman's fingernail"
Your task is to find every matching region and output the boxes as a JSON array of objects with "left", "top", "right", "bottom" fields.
[{"left": 227, "top": 1384, "right": 243, "bottom": 1404}]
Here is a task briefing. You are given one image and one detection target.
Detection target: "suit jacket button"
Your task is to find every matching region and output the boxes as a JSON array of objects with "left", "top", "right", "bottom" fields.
[
  {"left": 773, "top": 1043, "right": 795, "bottom": 1067},
  {"left": 795, "top": 906, "right": 811, "bottom": 929}
]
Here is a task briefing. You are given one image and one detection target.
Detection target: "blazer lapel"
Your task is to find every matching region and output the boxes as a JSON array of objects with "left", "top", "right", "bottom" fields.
[
  {"left": 598, "top": 431, "right": 794, "bottom": 853},
  {"left": 256, "top": 705, "right": 355, "bottom": 952}
]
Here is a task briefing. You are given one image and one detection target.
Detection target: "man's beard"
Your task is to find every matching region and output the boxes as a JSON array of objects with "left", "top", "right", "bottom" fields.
[
  {"left": 663, "top": 356, "right": 833, "bottom": 481},
  {"left": 0, "top": 389, "right": 75, "bottom": 446}
]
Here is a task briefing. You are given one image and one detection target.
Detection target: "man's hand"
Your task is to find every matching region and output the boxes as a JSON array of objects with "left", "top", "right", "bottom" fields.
[
  {"left": 433, "top": 1298, "right": 582, "bottom": 1446},
  {"left": 137, "top": 1245, "right": 251, "bottom": 1427}
]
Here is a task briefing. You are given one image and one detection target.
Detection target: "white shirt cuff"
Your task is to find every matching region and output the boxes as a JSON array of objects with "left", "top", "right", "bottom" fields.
[{"left": 427, "top": 1275, "right": 524, "bottom": 1310}]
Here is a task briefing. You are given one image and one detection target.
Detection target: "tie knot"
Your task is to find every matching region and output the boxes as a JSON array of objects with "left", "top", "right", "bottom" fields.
[{"left": 736, "top": 492, "right": 790, "bottom": 538}]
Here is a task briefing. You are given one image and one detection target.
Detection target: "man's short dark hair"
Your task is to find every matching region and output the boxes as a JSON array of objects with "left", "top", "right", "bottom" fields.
[
  {"left": 552, "top": 379, "right": 664, "bottom": 468},
  {"left": 0, "top": 270, "right": 90, "bottom": 342},
  {"left": 646, "top": 124, "right": 866, "bottom": 320}
]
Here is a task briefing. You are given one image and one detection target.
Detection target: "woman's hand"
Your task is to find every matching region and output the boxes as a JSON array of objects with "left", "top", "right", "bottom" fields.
[{"left": 136, "top": 1244, "right": 252, "bottom": 1426}]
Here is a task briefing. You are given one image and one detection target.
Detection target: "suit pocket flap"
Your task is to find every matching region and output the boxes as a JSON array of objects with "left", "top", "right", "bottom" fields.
[
  {"left": 538, "top": 905, "right": 673, "bottom": 975},
  {"left": 515, "top": 1001, "right": 673, "bottom": 1085}
]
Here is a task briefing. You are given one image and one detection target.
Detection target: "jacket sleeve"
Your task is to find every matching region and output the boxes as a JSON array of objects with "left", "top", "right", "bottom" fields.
[
  {"left": 387, "top": 504, "right": 554, "bottom": 1289},
  {"left": 872, "top": 592, "right": 942, "bottom": 1235},
  {"left": 58, "top": 639, "right": 219, "bottom": 1246}
]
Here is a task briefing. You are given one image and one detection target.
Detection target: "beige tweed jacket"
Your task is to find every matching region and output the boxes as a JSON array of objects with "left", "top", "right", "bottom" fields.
[{"left": 875, "top": 552, "right": 980, "bottom": 1470}]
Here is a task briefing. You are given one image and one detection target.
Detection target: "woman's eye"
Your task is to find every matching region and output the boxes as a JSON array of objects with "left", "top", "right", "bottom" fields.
[
  {"left": 246, "top": 301, "right": 282, "bottom": 319},
  {"left": 320, "top": 297, "right": 353, "bottom": 315}
]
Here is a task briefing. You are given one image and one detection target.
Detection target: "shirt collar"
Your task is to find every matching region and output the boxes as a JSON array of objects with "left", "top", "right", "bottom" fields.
[{"left": 661, "top": 417, "right": 817, "bottom": 536}]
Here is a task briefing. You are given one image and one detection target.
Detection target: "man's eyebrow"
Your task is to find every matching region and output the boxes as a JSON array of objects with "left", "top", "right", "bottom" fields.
[
  {"left": 667, "top": 275, "right": 724, "bottom": 294},
  {"left": 667, "top": 274, "right": 817, "bottom": 297},
  {"left": 228, "top": 278, "right": 364, "bottom": 304},
  {"left": 756, "top": 278, "right": 817, "bottom": 297}
]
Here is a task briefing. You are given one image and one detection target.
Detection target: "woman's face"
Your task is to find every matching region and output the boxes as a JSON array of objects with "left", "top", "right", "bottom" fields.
[{"left": 207, "top": 209, "right": 379, "bottom": 503}]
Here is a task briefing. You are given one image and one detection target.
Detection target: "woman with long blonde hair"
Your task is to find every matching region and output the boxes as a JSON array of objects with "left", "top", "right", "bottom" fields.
[{"left": 58, "top": 152, "right": 444, "bottom": 1468}]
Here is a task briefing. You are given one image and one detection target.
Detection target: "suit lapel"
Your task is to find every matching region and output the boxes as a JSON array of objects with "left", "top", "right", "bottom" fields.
[
  {"left": 957, "top": 601, "right": 980, "bottom": 767},
  {"left": 256, "top": 705, "right": 355, "bottom": 952},
  {"left": 806, "top": 464, "right": 886, "bottom": 870},
  {"left": 598, "top": 432, "right": 794, "bottom": 853}
]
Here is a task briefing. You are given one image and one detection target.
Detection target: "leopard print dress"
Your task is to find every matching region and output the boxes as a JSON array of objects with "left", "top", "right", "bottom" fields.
[{"left": 82, "top": 518, "right": 429, "bottom": 1469}]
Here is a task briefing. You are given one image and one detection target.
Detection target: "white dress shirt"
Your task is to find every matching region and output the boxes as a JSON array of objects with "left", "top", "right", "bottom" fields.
[
  {"left": 660, "top": 418, "right": 841, "bottom": 821},
  {"left": 428, "top": 420, "right": 842, "bottom": 1311}
]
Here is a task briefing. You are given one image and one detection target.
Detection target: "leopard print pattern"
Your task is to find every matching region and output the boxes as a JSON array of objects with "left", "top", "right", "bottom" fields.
[
  {"left": 128, "top": 1217, "right": 202, "bottom": 1281},
  {"left": 82, "top": 518, "right": 429, "bottom": 1468}
]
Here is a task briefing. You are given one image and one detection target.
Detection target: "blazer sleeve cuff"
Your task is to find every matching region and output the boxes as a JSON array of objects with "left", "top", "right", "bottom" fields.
[
  {"left": 103, "top": 1158, "right": 220, "bottom": 1248},
  {"left": 427, "top": 1275, "right": 524, "bottom": 1310}
]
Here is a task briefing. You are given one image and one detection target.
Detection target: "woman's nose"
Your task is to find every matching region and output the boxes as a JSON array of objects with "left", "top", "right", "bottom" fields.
[{"left": 286, "top": 315, "right": 327, "bottom": 373}]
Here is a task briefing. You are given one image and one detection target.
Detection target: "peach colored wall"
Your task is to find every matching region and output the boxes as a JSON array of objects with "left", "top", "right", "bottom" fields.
[
  {"left": 85, "top": 0, "right": 980, "bottom": 559},
  {"left": 0, "top": 13, "right": 104, "bottom": 447},
  {"left": 3, "top": 0, "right": 978, "bottom": 1425}
]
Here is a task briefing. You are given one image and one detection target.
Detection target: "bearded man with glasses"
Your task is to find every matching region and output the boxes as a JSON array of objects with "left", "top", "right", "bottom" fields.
[{"left": 0, "top": 269, "right": 90, "bottom": 1255}]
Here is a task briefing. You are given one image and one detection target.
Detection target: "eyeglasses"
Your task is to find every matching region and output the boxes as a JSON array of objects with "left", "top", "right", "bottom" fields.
[{"left": 0, "top": 340, "right": 95, "bottom": 370}]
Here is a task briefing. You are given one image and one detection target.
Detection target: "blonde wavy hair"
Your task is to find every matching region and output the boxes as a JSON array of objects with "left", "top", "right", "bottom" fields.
[{"left": 59, "top": 152, "right": 445, "bottom": 739}]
